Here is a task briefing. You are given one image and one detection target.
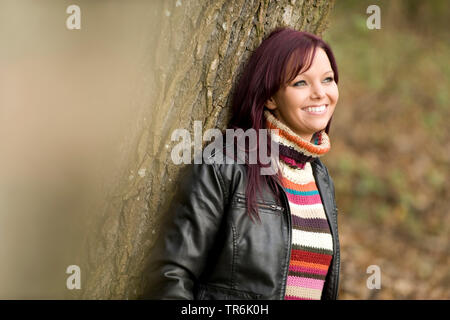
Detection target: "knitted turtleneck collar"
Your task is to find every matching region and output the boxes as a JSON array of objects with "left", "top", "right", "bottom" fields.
[{"left": 264, "top": 110, "right": 331, "bottom": 169}]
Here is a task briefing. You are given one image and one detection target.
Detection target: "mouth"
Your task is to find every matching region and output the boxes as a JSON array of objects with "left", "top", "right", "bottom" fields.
[{"left": 301, "top": 104, "right": 328, "bottom": 115}]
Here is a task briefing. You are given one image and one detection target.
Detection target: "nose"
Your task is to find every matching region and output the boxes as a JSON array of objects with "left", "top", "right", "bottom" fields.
[{"left": 311, "top": 82, "right": 325, "bottom": 99}]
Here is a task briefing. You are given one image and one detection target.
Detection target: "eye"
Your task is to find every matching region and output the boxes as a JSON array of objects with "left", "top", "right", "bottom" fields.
[
  {"left": 293, "top": 80, "right": 307, "bottom": 87},
  {"left": 293, "top": 76, "right": 334, "bottom": 87}
]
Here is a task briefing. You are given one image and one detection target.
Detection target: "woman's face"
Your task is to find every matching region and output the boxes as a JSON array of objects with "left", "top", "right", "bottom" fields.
[{"left": 266, "top": 47, "right": 339, "bottom": 142}]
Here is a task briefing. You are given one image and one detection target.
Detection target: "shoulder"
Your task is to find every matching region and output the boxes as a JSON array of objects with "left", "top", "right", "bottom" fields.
[
  {"left": 312, "top": 158, "right": 336, "bottom": 199},
  {"left": 180, "top": 140, "right": 248, "bottom": 204},
  {"left": 312, "top": 157, "right": 331, "bottom": 176},
  {"left": 311, "top": 158, "right": 328, "bottom": 174},
  {"left": 311, "top": 157, "right": 335, "bottom": 189},
  {"left": 203, "top": 138, "right": 248, "bottom": 174}
]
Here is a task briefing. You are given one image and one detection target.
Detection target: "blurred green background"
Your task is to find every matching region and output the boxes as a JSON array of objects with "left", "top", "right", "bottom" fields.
[{"left": 322, "top": 0, "right": 449, "bottom": 299}]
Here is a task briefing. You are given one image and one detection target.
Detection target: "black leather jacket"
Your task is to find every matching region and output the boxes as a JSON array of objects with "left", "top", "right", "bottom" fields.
[{"left": 142, "top": 149, "right": 340, "bottom": 300}]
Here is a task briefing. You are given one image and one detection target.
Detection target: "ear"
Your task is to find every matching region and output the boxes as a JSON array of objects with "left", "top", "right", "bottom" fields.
[{"left": 266, "top": 97, "right": 277, "bottom": 110}]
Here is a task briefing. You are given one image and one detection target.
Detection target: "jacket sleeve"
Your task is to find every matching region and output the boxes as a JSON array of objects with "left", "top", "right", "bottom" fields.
[{"left": 140, "top": 162, "right": 228, "bottom": 299}]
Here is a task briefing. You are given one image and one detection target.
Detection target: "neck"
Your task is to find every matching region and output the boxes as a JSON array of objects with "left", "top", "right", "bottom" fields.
[{"left": 264, "top": 110, "right": 331, "bottom": 168}]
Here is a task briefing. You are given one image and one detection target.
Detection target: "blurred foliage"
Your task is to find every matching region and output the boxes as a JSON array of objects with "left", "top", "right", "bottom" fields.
[{"left": 322, "top": 0, "right": 449, "bottom": 299}]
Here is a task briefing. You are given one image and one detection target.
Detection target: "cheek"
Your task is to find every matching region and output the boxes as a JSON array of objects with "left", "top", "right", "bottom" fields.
[
  {"left": 286, "top": 92, "right": 308, "bottom": 110},
  {"left": 330, "top": 86, "right": 339, "bottom": 103},
  {"left": 329, "top": 104, "right": 336, "bottom": 116},
  {"left": 279, "top": 96, "right": 299, "bottom": 114}
]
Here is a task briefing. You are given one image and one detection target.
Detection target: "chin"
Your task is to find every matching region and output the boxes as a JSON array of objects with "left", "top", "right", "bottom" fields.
[{"left": 310, "top": 122, "right": 329, "bottom": 132}]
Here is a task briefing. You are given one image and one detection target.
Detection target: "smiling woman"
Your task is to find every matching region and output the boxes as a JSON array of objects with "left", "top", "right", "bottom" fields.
[
  {"left": 266, "top": 47, "right": 339, "bottom": 142},
  {"left": 142, "top": 27, "right": 341, "bottom": 300}
]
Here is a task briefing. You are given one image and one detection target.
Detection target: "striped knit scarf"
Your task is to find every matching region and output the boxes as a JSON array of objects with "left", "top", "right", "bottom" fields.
[{"left": 264, "top": 110, "right": 334, "bottom": 300}]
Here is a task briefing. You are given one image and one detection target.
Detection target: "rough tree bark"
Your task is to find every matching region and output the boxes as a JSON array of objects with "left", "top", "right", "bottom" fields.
[{"left": 79, "top": 0, "right": 335, "bottom": 299}]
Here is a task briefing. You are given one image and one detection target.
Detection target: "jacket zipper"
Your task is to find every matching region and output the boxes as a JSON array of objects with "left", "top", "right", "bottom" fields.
[
  {"left": 236, "top": 197, "right": 284, "bottom": 212},
  {"left": 277, "top": 185, "right": 292, "bottom": 300}
]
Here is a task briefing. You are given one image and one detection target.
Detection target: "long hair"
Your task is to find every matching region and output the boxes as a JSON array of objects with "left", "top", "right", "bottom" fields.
[{"left": 227, "top": 27, "right": 339, "bottom": 221}]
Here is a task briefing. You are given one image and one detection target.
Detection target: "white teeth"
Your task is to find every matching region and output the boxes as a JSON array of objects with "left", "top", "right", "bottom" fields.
[{"left": 304, "top": 105, "right": 327, "bottom": 112}]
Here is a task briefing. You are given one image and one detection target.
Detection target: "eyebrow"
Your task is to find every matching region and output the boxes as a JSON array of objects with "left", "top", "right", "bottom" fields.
[{"left": 297, "top": 70, "right": 334, "bottom": 77}]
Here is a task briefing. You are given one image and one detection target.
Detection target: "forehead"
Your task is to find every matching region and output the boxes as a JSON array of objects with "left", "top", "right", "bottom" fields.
[
  {"left": 300, "top": 48, "right": 332, "bottom": 75},
  {"left": 283, "top": 47, "right": 332, "bottom": 83}
]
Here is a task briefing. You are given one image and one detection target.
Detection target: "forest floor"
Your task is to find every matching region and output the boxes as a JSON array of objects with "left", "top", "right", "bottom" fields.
[{"left": 338, "top": 213, "right": 449, "bottom": 299}]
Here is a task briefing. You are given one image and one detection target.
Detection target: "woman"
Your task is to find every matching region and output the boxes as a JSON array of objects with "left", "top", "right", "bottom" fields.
[{"left": 142, "top": 27, "right": 340, "bottom": 300}]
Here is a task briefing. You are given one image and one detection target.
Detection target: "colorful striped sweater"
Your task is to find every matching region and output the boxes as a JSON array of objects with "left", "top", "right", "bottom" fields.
[{"left": 264, "top": 110, "right": 334, "bottom": 300}]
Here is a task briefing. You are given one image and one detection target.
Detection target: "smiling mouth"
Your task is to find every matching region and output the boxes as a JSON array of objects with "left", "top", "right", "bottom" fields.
[{"left": 302, "top": 104, "right": 328, "bottom": 114}]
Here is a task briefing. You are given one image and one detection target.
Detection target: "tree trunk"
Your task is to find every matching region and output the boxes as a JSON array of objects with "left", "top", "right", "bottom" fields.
[{"left": 79, "top": 0, "right": 335, "bottom": 299}]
